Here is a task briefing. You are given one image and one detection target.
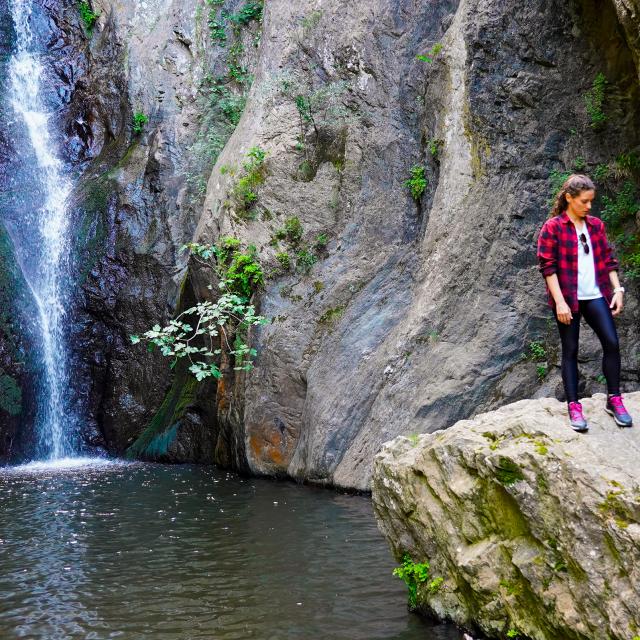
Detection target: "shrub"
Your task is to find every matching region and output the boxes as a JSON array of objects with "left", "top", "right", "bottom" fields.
[
  {"left": 404, "top": 165, "right": 427, "bottom": 200},
  {"left": 79, "top": 0, "right": 99, "bottom": 32},
  {"left": 284, "top": 216, "right": 303, "bottom": 243},
  {"left": 584, "top": 72, "right": 607, "bottom": 129},
  {"left": 132, "top": 112, "right": 149, "bottom": 135},
  {"left": 524, "top": 340, "right": 546, "bottom": 362},
  {"left": 416, "top": 42, "right": 443, "bottom": 63},
  {"left": 219, "top": 94, "right": 246, "bottom": 125},
  {"left": 601, "top": 181, "right": 638, "bottom": 228},
  {"left": 393, "top": 553, "right": 442, "bottom": 609},
  {"left": 230, "top": 147, "right": 267, "bottom": 216},
  {"left": 313, "top": 233, "right": 328, "bottom": 249},
  {"left": 296, "top": 248, "right": 317, "bottom": 273},
  {"left": 131, "top": 240, "right": 267, "bottom": 380},
  {"left": 228, "top": 1, "right": 263, "bottom": 26},
  {"left": 208, "top": 17, "right": 227, "bottom": 44},
  {"left": 547, "top": 168, "right": 571, "bottom": 208},
  {"left": 276, "top": 252, "right": 291, "bottom": 270},
  {"left": 428, "top": 138, "right": 443, "bottom": 158}
]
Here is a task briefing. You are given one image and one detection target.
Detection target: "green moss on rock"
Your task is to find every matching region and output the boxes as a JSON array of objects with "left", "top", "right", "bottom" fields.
[
  {"left": 125, "top": 368, "right": 198, "bottom": 460},
  {"left": 494, "top": 457, "right": 525, "bottom": 485}
]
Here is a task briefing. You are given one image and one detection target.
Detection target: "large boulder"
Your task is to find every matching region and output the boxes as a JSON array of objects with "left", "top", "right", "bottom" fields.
[{"left": 372, "top": 392, "right": 640, "bottom": 640}]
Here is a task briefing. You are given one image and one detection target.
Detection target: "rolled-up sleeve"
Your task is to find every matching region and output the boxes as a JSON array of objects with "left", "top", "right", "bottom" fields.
[
  {"left": 537, "top": 220, "right": 557, "bottom": 277},
  {"left": 601, "top": 220, "right": 620, "bottom": 272}
]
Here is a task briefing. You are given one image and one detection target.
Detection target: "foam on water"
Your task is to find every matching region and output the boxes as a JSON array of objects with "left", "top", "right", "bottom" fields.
[{"left": 2, "top": 458, "right": 127, "bottom": 475}]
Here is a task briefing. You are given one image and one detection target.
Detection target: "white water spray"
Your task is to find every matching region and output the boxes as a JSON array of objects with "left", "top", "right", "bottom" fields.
[{"left": 8, "top": 0, "right": 76, "bottom": 459}]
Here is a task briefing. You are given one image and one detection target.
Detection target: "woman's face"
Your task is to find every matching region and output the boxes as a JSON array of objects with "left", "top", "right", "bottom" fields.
[{"left": 566, "top": 189, "right": 595, "bottom": 217}]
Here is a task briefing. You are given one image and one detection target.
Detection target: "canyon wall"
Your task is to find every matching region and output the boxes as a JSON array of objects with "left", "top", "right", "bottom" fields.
[{"left": 0, "top": 0, "right": 639, "bottom": 486}]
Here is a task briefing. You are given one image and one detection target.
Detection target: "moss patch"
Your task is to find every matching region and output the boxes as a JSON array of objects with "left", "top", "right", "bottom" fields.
[
  {"left": 125, "top": 369, "right": 198, "bottom": 460},
  {"left": 494, "top": 457, "right": 525, "bottom": 485}
]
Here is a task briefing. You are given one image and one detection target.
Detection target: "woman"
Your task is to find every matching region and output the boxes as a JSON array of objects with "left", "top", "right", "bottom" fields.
[{"left": 537, "top": 173, "right": 633, "bottom": 431}]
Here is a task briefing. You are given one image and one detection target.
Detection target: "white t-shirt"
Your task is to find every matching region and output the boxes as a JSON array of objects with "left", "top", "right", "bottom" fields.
[{"left": 576, "top": 223, "right": 602, "bottom": 300}]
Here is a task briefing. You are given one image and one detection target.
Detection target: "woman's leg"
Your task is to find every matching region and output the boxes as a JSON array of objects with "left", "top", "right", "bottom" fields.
[
  {"left": 580, "top": 297, "right": 621, "bottom": 396},
  {"left": 556, "top": 311, "right": 581, "bottom": 403}
]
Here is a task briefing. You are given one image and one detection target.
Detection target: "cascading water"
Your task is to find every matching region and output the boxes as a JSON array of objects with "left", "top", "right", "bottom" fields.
[{"left": 7, "top": 0, "right": 77, "bottom": 460}]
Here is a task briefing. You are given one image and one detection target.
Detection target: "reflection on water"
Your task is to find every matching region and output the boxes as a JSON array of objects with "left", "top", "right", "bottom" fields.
[{"left": 0, "top": 463, "right": 462, "bottom": 639}]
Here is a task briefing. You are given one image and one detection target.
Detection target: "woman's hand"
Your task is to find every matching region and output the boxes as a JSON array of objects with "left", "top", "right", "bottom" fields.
[
  {"left": 610, "top": 291, "right": 624, "bottom": 316},
  {"left": 555, "top": 300, "right": 573, "bottom": 325}
]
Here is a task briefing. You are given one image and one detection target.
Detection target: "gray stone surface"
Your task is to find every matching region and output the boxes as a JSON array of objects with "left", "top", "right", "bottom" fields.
[{"left": 372, "top": 391, "right": 640, "bottom": 640}]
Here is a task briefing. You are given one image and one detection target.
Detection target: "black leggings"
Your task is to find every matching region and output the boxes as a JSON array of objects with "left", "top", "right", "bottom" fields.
[{"left": 555, "top": 297, "right": 620, "bottom": 403}]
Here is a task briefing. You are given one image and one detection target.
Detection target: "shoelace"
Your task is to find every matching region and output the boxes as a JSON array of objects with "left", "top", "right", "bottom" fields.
[
  {"left": 569, "top": 403, "right": 584, "bottom": 420},
  {"left": 610, "top": 396, "right": 626, "bottom": 411}
]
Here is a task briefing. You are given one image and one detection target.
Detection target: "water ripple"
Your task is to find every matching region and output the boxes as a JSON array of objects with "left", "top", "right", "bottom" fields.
[{"left": 0, "top": 464, "right": 462, "bottom": 639}]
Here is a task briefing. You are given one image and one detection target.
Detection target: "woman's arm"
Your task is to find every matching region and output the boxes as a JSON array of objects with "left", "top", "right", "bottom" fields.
[
  {"left": 609, "top": 270, "right": 623, "bottom": 316},
  {"left": 538, "top": 220, "right": 573, "bottom": 324},
  {"left": 545, "top": 273, "right": 573, "bottom": 324},
  {"left": 601, "top": 219, "right": 623, "bottom": 316}
]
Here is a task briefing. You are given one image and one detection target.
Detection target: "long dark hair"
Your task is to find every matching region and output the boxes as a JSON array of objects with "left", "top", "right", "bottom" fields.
[{"left": 549, "top": 174, "right": 596, "bottom": 217}]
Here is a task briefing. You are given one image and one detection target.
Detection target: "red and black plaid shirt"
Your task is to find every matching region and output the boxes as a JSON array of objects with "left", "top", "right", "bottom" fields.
[{"left": 537, "top": 211, "right": 619, "bottom": 313}]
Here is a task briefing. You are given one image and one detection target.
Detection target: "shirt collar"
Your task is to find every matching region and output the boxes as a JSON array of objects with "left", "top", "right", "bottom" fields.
[{"left": 560, "top": 211, "right": 596, "bottom": 229}]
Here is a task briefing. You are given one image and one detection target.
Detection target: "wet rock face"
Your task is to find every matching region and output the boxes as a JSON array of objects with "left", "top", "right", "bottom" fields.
[
  {"left": 371, "top": 392, "right": 640, "bottom": 640},
  {"left": 60, "top": 0, "right": 253, "bottom": 459}
]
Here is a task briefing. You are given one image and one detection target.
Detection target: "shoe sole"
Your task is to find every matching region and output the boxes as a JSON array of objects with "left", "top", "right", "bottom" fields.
[
  {"left": 605, "top": 406, "right": 633, "bottom": 427},
  {"left": 571, "top": 425, "right": 589, "bottom": 432}
]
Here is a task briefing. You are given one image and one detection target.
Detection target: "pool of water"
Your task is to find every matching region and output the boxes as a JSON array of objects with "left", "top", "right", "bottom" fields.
[{"left": 0, "top": 461, "right": 463, "bottom": 639}]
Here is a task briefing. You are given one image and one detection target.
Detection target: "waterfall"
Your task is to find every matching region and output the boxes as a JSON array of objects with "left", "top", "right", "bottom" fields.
[{"left": 7, "top": 0, "right": 77, "bottom": 460}]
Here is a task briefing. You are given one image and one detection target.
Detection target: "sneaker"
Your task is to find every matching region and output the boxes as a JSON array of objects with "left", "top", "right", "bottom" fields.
[
  {"left": 568, "top": 401, "right": 588, "bottom": 432},
  {"left": 605, "top": 395, "right": 633, "bottom": 427}
]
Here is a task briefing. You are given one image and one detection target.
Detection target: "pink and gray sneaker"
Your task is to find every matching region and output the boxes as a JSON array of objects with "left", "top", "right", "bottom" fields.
[
  {"left": 605, "top": 394, "right": 633, "bottom": 427},
  {"left": 568, "top": 401, "right": 588, "bottom": 432}
]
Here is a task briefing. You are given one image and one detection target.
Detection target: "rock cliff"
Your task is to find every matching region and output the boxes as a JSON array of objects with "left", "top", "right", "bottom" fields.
[
  {"left": 372, "top": 391, "right": 640, "bottom": 640},
  {"left": 0, "top": 0, "right": 639, "bottom": 482}
]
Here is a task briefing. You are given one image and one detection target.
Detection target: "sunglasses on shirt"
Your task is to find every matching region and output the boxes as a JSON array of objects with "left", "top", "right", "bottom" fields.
[{"left": 579, "top": 233, "right": 590, "bottom": 255}]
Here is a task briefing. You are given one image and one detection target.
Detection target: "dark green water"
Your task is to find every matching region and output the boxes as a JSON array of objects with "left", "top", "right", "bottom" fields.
[{"left": 0, "top": 460, "right": 462, "bottom": 639}]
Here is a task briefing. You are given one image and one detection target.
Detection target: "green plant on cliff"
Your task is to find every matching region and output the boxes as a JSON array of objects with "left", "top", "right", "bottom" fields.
[
  {"left": 295, "top": 248, "right": 317, "bottom": 273},
  {"left": 275, "top": 251, "right": 291, "bottom": 270},
  {"left": 584, "top": 72, "right": 607, "bottom": 129},
  {"left": 78, "top": 0, "right": 99, "bottom": 33},
  {"left": 523, "top": 340, "right": 546, "bottom": 362},
  {"left": 404, "top": 165, "right": 427, "bottom": 200},
  {"left": 274, "top": 75, "right": 350, "bottom": 162},
  {"left": 547, "top": 168, "right": 572, "bottom": 207},
  {"left": 428, "top": 137, "right": 443, "bottom": 159},
  {"left": 416, "top": 42, "right": 443, "bottom": 63},
  {"left": 393, "top": 553, "right": 441, "bottom": 609},
  {"left": 601, "top": 181, "right": 638, "bottom": 228},
  {"left": 131, "top": 239, "right": 267, "bottom": 380},
  {"left": 206, "top": 0, "right": 263, "bottom": 48},
  {"left": 132, "top": 112, "right": 149, "bottom": 135},
  {"left": 600, "top": 181, "right": 640, "bottom": 278},
  {"left": 228, "top": 1, "right": 263, "bottom": 26},
  {"left": 208, "top": 17, "right": 227, "bottom": 45},
  {"left": 229, "top": 146, "right": 267, "bottom": 217}
]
